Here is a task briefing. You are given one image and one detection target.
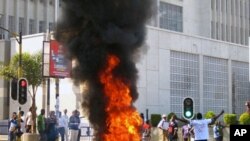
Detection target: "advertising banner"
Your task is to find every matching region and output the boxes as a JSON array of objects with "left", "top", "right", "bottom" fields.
[{"left": 49, "top": 40, "right": 71, "bottom": 78}]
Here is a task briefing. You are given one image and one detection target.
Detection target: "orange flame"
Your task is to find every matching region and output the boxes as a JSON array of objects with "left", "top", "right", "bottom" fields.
[{"left": 99, "top": 54, "right": 142, "bottom": 141}]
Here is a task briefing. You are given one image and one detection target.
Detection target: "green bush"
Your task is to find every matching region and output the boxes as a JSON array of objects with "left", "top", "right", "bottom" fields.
[
  {"left": 151, "top": 114, "right": 161, "bottom": 127},
  {"left": 223, "top": 114, "right": 237, "bottom": 125},
  {"left": 239, "top": 112, "right": 250, "bottom": 125},
  {"left": 167, "top": 112, "right": 176, "bottom": 121},
  {"left": 205, "top": 111, "right": 215, "bottom": 119}
]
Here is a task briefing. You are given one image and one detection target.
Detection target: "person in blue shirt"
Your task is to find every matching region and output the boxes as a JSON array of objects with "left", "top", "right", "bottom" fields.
[
  {"left": 9, "top": 112, "right": 18, "bottom": 141},
  {"left": 68, "top": 110, "right": 80, "bottom": 141}
]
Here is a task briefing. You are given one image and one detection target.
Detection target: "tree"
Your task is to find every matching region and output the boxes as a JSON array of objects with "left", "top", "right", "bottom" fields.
[
  {"left": 205, "top": 111, "right": 215, "bottom": 119},
  {"left": 239, "top": 112, "right": 250, "bottom": 125},
  {"left": 0, "top": 52, "right": 43, "bottom": 133}
]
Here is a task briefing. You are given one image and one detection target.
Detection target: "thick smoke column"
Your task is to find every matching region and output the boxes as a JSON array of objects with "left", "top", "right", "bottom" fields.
[{"left": 55, "top": 0, "right": 152, "bottom": 140}]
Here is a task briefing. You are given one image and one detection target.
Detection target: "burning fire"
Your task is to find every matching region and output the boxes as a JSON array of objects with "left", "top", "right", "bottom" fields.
[{"left": 99, "top": 54, "right": 142, "bottom": 141}]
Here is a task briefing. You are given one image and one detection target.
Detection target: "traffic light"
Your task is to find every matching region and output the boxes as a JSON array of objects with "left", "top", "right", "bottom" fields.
[
  {"left": 183, "top": 97, "right": 194, "bottom": 120},
  {"left": 18, "top": 78, "right": 28, "bottom": 105},
  {"left": 11, "top": 79, "right": 18, "bottom": 100}
]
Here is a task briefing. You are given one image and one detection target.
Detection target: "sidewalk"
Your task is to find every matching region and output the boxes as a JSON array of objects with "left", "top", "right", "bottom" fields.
[{"left": 0, "top": 135, "right": 93, "bottom": 141}]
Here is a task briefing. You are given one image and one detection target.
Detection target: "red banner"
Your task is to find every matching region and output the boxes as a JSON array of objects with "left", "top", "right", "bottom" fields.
[{"left": 49, "top": 40, "right": 71, "bottom": 78}]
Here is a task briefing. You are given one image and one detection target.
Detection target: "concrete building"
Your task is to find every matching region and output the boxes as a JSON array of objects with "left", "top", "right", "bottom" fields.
[
  {"left": 135, "top": 0, "right": 250, "bottom": 117},
  {"left": 1, "top": 0, "right": 250, "bottom": 119}
]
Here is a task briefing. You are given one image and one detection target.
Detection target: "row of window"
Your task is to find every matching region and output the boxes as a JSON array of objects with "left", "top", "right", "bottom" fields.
[
  {"left": 0, "top": 15, "right": 54, "bottom": 39},
  {"left": 170, "top": 51, "right": 249, "bottom": 115}
]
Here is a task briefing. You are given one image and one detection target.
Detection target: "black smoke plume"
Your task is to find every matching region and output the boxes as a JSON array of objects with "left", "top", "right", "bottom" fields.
[{"left": 55, "top": 0, "right": 152, "bottom": 140}]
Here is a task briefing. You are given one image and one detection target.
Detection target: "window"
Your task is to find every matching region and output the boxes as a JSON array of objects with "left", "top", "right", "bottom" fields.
[
  {"left": 232, "top": 61, "right": 250, "bottom": 115},
  {"left": 170, "top": 51, "right": 199, "bottom": 117},
  {"left": 39, "top": 21, "right": 45, "bottom": 33},
  {"left": 49, "top": 22, "right": 54, "bottom": 31},
  {"left": 203, "top": 56, "right": 228, "bottom": 114},
  {"left": 8, "top": 16, "right": 15, "bottom": 34},
  {"left": 29, "top": 19, "right": 35, "bottom": 34},
  {"left": 159, "top": 2, "right": 183, "bottom": 32},
  {"left": 19, "top": 17, "right": 26, "bottom": 34},
  {"left": 0, "top": 14, "right": 5, "bottom": 39}
]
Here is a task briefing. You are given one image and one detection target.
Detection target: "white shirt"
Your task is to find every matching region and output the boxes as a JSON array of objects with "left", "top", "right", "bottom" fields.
[
  {"left": 26, "top": 111, "right": 33, "bottom": 125},
  {"left": 58, "top": 117, "right": 67, "bottom": 128},
  {"left": 190, "top": 119, "right": 212, "bottom": 140},
  {"left": 62, "top": 114, "right": 69, "bottom": 127},
  {"left": 157, "top": 119, "right": 169, "bottom": 130}
]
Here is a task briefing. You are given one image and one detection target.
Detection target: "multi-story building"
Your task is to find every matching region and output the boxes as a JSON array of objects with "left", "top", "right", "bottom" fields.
[
  {"left": 0, "top": 0, "right": 59, "bottom": 119},
  {"left": 1, "top": 0, "right": 250, "bottom": 119},
  {"left": 135, "top": 0, "right": 250, "bottom": 117}
]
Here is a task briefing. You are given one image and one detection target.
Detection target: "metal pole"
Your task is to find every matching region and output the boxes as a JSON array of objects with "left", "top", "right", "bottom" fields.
[
  {"left": 55, "top": 78, "right": 59, "bottom": 118},
  {"left": 18, "top": 31, "right": 22, "bottom": 78},
  {"left": 47, "top": 78, "right": 50, "bottom": 117}
]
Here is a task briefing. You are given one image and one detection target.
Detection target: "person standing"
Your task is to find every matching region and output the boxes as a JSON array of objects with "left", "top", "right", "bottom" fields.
[
  {"left": 76, "top": 110, "right": 81, "bottom": 141},
  {"left": 46, "top": 111, "right": 59, "bottom": 141},
  {"left": 168, "top": 115, "right": 178, "bottom": 141},
  {"left": 182, "top": 124, "right": 190, "bottom": 141},
  {"left": 157, "top": 114, "right": 169, "bottom": 141},
  {"left": 176, "top": 110, "right": 224, "bottom": 141},
  {"left": 9, "top": 112, "right": 18, "bottom": 141},
  {"left": 213, "top": 121, "right": 225, "bottom": 141},
  {"left": 58, "top": 112, "right": 67, "bottom": 141},
  {"left": 142, "top": 120, "right": 151, "bottom": 141},
  {"left": 25, "top": 107, "right": 33, "bottom": 133},
  {"left": 62, "top": 109, "right": 69, "bottom": 141},
  {"left": 37, "top": 109, "right": 47, "bottom": 141},
  {"left": 68, "top": 110, "right": 80, "bottom": 141}
]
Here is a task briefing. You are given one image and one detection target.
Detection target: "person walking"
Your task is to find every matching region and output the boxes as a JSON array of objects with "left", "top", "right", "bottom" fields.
[
  {"left": 37, "top": 109, "right": 47, "bottom": 141},
  {"left": 213, "top": 121, "right": 225, "bottom": 141},
  {"left": 62, "top": 109, "right": 69, "bottom": 141},
  {"left": 68, "top": 110, "right": 80, "bottom": 141},
  {"left": 176, "top": 110, "right": 224, "bottom": 141},
  {"left": 25, "top": 107, "right": 33, "bottom": 133},
  {"left": 9, "top": 112, "right": 18, "bottom": 141},
  {"left": 58, "top": 112, "right": 67, "bottom": 141},
  {"left": 76, "top": 110, "right": 81, "bottom": 141},
  {"left": 157, "top": 114, "right": 169, "bottom": 141}
]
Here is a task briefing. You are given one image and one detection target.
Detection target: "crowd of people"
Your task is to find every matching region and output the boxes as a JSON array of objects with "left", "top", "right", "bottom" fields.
[
  {"left": 141, "top": 110, "right": 225, "bottom": 141},
  {"left": 8, "top": 108, "right": 83, "bottom": 141}
]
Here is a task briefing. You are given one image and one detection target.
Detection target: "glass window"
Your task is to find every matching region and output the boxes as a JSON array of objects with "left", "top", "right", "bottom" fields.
[
  {"left": 160, "top": 2, "right": 183, "bottom": 32},
  {"left": 39, "top": 21, "right": 45, "bottom": 33},
  {"left": 170, "top": 51, "right": 199, "bottom": 117},
  {"left": 29, "top": 19, "right": 35, "bottom": 34},
  {"left": 0, "top": 14, "right": 5, "bottom": 39},
  {"left": 19, "top": 17, "right": 26, "bottom": 34},
  {"left": 203, "top": 56, "right": 228, "bottom": 114}
]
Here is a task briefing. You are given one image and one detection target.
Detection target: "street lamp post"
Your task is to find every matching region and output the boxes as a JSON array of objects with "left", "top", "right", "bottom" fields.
[{"left": 0, "top": 26, "right": 23, "bottom": 78}]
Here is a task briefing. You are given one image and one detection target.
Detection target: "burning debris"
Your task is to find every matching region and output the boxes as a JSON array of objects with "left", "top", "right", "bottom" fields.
[{"left": 55, "top": 0, "right": 152, "bottom": 140}]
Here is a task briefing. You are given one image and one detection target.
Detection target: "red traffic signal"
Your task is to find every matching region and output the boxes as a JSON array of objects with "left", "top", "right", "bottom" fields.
[{"left": 18, "top": 78, "right": 28, "bottom": 105}]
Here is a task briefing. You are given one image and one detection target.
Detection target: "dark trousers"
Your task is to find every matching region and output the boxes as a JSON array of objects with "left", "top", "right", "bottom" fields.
[
  {"left": 195, "top": 140, "right": 207, "bottom": 141},
  {"left": 9, "top": 131, "right": 16, "bottom": 141},
  {"left": 77, "top": 129, "right": 81, "bottom": 141},
  {"left": 58, "top": 127, "right": 65, "bottom": 141},
  {"left": 215, "top": 136, "right": 223, "bottom": 141},
  {"left": 39, "top": 130, "right": 47, "bottom": 141}
]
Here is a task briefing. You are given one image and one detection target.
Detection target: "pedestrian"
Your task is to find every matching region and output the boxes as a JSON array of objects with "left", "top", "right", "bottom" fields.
[
  {"left": 25, "top": 107, "right": 33, "bottom": 133},
  {"left": 167, "top": 115, "right": 178, "bottom": 141},
  {"left": 213, "top": 121, "right": 225, "bottom": 141},
  {"left": 68, "top": 110, "right": 80, "bottom": 141},
  {"left": 37, "top": 109, "right": 47, "bottom": 141},
  {"left": 58, "top": 112, "right": 66, "bottom": 141},
  {"left": 157, "top": 114, "right": 169, "bottom": 141},
  {"left": 189, "top": 127, "right": 195, "bottom": 141},
  {"left": 142, "top": 119, "right": 151, "bottom": 141},
  {"left": 9, "top": 112, "right": 18, "bottom": 141},
  {"left": 62, "top": 109, "right": 69, "bottom": 141},
  {"left": 46, "top": 111, "right": 59, "bottom": 141},
  {"left": 16, "top": 111, "right": 25, "bottom": 141},
  {"left": 182, "top": 124, "right": 190, "bottom": 141},
  {"left": 176, "top": 110, "right": 224, "bottom": 141},
  {"left": 76, "top": 110, "right": 81, "bottom": 141}
]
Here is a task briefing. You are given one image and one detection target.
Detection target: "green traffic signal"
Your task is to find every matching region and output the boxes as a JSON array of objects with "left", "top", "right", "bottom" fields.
[{"left": 183, "top": 97, "right": 194, "bottom": 120}]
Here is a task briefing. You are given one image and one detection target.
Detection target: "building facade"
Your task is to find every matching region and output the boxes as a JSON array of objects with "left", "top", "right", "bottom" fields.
[
  {"left": 0, "top": 0, "right": 250, "bottom": 119},
  {"left": 135, "top": 0, "right": 250, "bottom": 117}
]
